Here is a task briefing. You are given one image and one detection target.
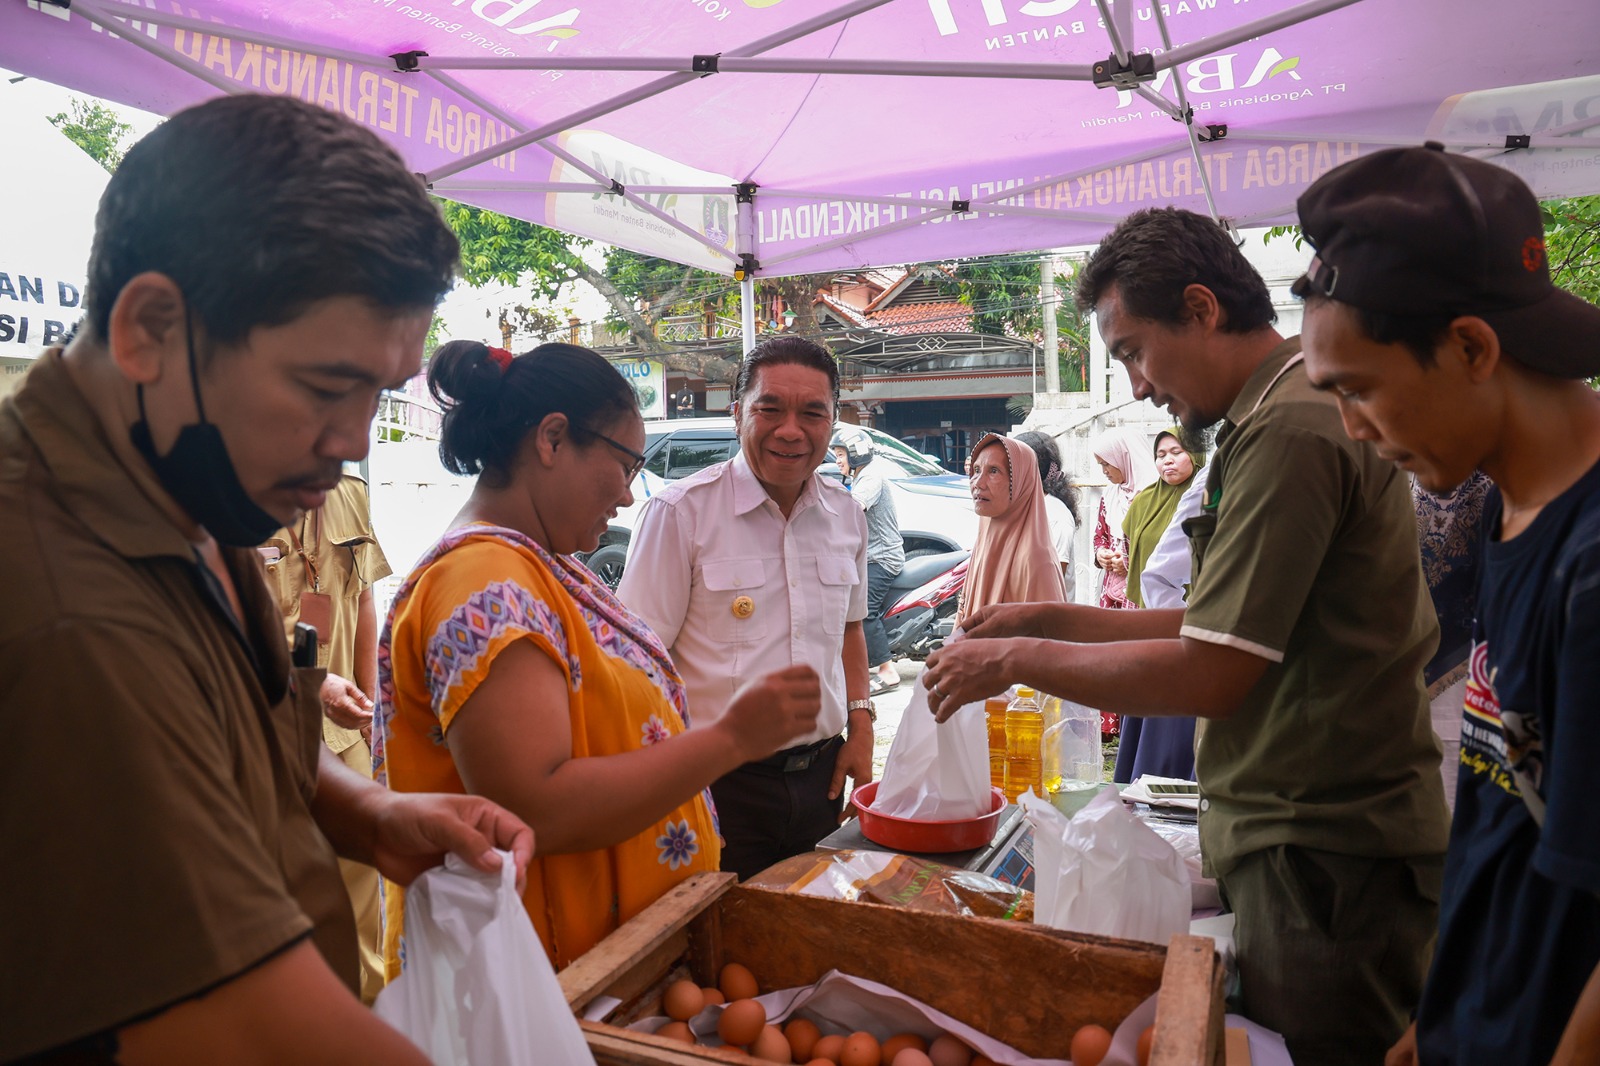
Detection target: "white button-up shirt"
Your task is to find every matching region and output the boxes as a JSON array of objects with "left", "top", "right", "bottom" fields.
[{"left": 617, "top": 452, "right": 868, "bottom": 744}]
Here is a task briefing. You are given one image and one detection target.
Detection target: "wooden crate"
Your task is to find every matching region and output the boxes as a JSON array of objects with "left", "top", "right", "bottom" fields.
[{"left": 561, "top": 873, "right": 1225, "bottom": 1066}]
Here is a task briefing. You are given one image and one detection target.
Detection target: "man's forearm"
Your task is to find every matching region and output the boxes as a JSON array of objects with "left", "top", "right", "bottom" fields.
[
  {"left": 310, "top": 746, "right": 385, "bottom": 863},
  {"left": 997, "top": 635, "right": 1263, "bottom": 719},
  {"left": 1043, "top": 603, "right": 1185, "bottom": 643}
]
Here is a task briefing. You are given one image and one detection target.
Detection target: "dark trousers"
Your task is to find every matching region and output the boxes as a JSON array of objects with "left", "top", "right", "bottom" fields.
[
  {"left": 1219, "top": 845, "right": 1443, "bottom": 1066},
  {"left": 864, "top": 560, "right": 896, "bottom": 669},
  {"left": 710, "top": 736, "right": 845, "bottom": 881}
]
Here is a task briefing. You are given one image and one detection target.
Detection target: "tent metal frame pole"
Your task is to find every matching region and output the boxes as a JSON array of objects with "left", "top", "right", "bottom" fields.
[
  {"left": 1152, "top": 1, "right": 1222, "bottom": 221},
  {"left": 431, "top": 182, "right": 734, "bottom": 196},
  {"left": 1231, "top": 130, "right": 1600, "bottom": 151},
  {"left": 761, "top": 136, "right": 1202, "bottom": 270},
  {"left": 416, "top": 55, "right": 1099, "bottom": 82},
  {"left": 72, "top": 0, "right": 376, "bottom": 66},
  {"left": 755, "top": 188, "right": 1125, "bottom": 225},
  {"left": 1092, "top": 0, "right": 1133, "bottom": 67},
  {"left": 736, "top": 194, "right": 757, "bottom": 358},
  {"left": 423, "top": 0, "right": 898, "bottom": 185},
  {"left": 429, "top": 181, "right": 629, "bottom": 194},
  {"left": 762, "top": 206, "right": 954, "bottom": 270},
  {"left": 70, "top": 0, "right": 245, "bottom": 97},
  {"left": 427, "top": 69, "right": 740, "bottom": 265},
  {"left": 1156, "top": 0, "right": 1367, "bottom": 71}
]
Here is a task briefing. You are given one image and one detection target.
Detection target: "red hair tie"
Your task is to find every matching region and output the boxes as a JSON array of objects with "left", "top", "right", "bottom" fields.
[{"left": 486, "top": 346, "right": 514, "bottom": 372}]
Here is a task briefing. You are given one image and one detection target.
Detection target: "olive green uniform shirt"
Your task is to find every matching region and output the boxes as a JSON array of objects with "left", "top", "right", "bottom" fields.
[
  {"left": 0, "top": 352, "right": 357, "bottom": 1061},
  {"left": 1180, "top": 339, "right": 1450, "bottom": 877},
  {"left": 262, "top": 474, "right": 391, "bottom": 755}
]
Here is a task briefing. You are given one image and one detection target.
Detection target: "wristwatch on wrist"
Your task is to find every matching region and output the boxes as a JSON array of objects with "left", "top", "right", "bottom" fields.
[{"left": 847, "top": 698, "right": 876, "bottom": 722}]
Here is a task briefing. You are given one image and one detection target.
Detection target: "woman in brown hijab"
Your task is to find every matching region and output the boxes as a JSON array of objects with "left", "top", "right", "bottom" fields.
[{"left": 959, "top": 433, "right": 1069, "bottom": 622}]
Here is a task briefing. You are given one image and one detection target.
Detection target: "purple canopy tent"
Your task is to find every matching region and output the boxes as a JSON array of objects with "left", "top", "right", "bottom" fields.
[{"left": 4, "top": 0, "right": 1598, "bottom": 349}]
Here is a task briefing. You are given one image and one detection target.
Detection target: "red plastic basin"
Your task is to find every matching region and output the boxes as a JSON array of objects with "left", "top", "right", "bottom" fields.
[{"left": 849, "top": 780, "right": 1008, "bottom": 854}]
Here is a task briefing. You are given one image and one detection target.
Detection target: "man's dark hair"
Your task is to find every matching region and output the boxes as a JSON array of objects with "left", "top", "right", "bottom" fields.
[
  {"left": 1295, "top": 285, "right": 1455, "bottom": 368},
  {"left": 85, "top": 94, "right": 459, "bottom": 347},
  {"left": 734, "top": 337, "right": 840, "bottom": 408},
  {"left": 1075, "top": 207, "right": 1275, "bottom": 333},
  {"left": 430, "top": 340, "right": 638, "bottom": 489}
]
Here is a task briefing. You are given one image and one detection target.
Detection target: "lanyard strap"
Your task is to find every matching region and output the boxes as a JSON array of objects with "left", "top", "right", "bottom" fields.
[{"left": 286, "top": 509, "right": 322, "bottom": 592}]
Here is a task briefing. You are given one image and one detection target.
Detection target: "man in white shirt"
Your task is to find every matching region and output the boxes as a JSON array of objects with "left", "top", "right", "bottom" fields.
[{"left": 618, "top": 338, "right": 875, "bottom": 880}]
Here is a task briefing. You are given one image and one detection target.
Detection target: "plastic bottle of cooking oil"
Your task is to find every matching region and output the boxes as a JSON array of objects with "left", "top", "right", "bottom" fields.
[
  {"left": 1041, "top": 694, "right": 1063, "bottom": 795},
  {"left": 984, "top": 693, "right": 1011, "bottom": 794},
  {"left": 1004, "top": 687, "right": 1043, "bottom": 802}
]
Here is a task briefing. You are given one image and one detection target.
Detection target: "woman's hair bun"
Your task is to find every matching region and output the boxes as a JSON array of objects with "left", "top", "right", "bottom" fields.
[{"left": 428, "top": 339, "right": 505, "bottom": 409}]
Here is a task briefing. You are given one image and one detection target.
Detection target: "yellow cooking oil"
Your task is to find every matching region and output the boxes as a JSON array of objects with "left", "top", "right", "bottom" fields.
[
  {"left": 1041, "top": 694, "right": 1063, "bottom": 794},
  {"left": 1004, "top": 687, "right": 1043, "bottom": 802},
  {"left": 984, "top": 693, "right": 1010, "bottom": 794}
]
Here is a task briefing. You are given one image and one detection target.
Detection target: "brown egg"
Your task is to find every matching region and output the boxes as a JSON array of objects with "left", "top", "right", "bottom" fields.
[
  {"left": 813, "top": 1034, "right": 847, "bottom": 1063},
  {"left": 786, "top": 1018, "right": 823, "bottom": 1060},
  {"left": 840, "top": 1031, "right": 882, "bottom": 1066},
  {"left": 753, "top": 1024, "right": 795, "bottom": 1063},
  {"left": 893, "top": 1051, "right": 934, "bottom": 1066},
  {"left": 1071, "top": 1024, "right": 1113, "bottom": 1066},
  {"left": 804, "top": 1061, "right": 836, "bottom": 1066},
  {"left": 1136, "top": 1025, "right": 1155, "bottom": 1066},
  {"left": 882, "top": 1034, "right": 929, "bottom": 1061},
  {"left": 720, "top": 961, "right": 760, "bottom": 1001},
  {"left": 927, "top": 1034, "right": 974, "bottom": 1066},
  {"left": 972, "top": 1058, "right": 999, "bottom": 1066},
  {"left": 702, "top": 987, "right": 727, "bottom": 1007},
  {"left": 663, "top": 979, "right": 705, "bottom": 1022},
  {"left": 719, "top": 998, "right": 768, "bottom": 1048},
  {"left": 656, "top": 1020, "right": 696, "bottom": 1044}
]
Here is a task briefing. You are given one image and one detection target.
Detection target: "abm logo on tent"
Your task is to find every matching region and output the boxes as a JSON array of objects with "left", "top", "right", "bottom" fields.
[
  {"left": 449, "top": 0, "right": 581, "bottom": 42},
  {"left": 1114, "top": 48, "right": 1303, "bottom": 108}
]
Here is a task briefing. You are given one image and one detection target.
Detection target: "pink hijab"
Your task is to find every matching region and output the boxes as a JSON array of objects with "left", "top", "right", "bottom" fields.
[{"left": 959, "top": 434, "right": 1069, "bottom": 622}]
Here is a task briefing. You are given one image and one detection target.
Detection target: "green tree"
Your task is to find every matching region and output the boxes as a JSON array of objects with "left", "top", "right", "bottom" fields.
[
  {"left": 440, "top": 199, "right": 839, "bottom": 382},
  {"left": 48, "top": 98, "right": 132, "bottom": 172},
  {"left": 1269, "top": 196, "right": 1600, "bottom": 305},
  {"left": 939, "top": 256, "right": 1091, "bottom": 390},
  {"left": 1543, "top": 195, "right": 1600, "bottom": 306}
]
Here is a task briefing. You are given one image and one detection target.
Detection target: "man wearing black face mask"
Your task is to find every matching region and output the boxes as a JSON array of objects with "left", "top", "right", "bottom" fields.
[{"left": 0, "top": 95, "right": 533, "bottom": 1065}]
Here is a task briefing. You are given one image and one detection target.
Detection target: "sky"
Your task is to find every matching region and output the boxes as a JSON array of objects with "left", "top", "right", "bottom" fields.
[{"left": 0, "top": 66, "right": 610, "bottom": 356}]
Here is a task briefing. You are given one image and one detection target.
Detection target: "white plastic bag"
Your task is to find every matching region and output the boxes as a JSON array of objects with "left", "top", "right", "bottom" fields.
[
  {"left": 373, "top": 851, "right": 596, "bottom": 1066},
  {"left": 871, "top": 680, "right": 990, "bottom": 821},
  {"left": 1021, "top": 788, "right": 1190, "bottom": 944}
]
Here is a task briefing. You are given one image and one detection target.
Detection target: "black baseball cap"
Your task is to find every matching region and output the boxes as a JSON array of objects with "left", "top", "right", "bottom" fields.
[{"left": 1294, "top": 143, "right": 1600, "bottom": 377}]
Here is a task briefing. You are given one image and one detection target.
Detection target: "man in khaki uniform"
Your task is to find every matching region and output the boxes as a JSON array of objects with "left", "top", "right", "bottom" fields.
[
  {"left": 0, "top": 94, "right": 532, "bottom": 1065},
  {"left": 923, "top": 207, "right": 1449, "bottom": 1066},
  {"left": 263, "top": 471, "right": 392, "bottom": 1002}
]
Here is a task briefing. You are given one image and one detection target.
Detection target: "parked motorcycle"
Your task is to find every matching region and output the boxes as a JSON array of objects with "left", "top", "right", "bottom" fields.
[{"left": 880, "top": 549, "right": 968, "bottom": 662}]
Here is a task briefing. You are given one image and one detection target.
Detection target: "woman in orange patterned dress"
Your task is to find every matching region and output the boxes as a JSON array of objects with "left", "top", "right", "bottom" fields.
[{"left": 376, "top": 341, "right": 821, "bottom": 972}]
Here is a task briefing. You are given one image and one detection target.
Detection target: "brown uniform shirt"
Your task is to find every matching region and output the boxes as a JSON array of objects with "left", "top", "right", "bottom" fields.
[
  {"left": 1180, "top": 340, "right": 1450, "bottom": 876},
  {"left": 0, "top": 351, "right": 357, "bottom": 1061},
  {"left": 262, "top": 475, "right": 392, "bottom": 754}
]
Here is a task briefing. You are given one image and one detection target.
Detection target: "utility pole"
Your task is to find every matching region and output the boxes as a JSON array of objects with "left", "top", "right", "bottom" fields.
[{"left": 1041, "top": 255, "right": 1060, "bottom": 395}]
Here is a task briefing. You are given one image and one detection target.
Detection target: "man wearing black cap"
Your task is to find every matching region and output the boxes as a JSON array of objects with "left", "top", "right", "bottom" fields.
[{"left": 1297, "top": 144, "right": 1600, "bottom": 1066}]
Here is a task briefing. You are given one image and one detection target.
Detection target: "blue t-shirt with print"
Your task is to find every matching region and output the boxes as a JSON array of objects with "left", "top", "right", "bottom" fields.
[{"left": 1416, "top": 460, "right": 1600, "bottom": 1065}]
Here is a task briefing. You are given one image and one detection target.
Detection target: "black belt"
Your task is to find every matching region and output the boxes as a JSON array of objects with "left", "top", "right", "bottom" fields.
[{"left": 747, "top": 735, "right": 841, "bottom": 773}]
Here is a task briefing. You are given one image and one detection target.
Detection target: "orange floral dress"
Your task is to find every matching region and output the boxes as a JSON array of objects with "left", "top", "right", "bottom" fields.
[{"left": 374, "top": 523, "right": 719, "bottom": 973}]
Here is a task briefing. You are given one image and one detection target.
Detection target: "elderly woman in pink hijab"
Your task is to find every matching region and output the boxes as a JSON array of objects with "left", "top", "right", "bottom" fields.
[
  {"left": 1089, "top": 428, "right": 1157, "bottom": 609},
  {"left": 959, "top": 433, "right": 1069, "bottom": 622}
]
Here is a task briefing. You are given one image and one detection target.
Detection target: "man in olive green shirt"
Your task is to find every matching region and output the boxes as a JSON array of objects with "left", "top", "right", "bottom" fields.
[{"left": 923, "top": 208, "right": 1449, "bottom": 1066}]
